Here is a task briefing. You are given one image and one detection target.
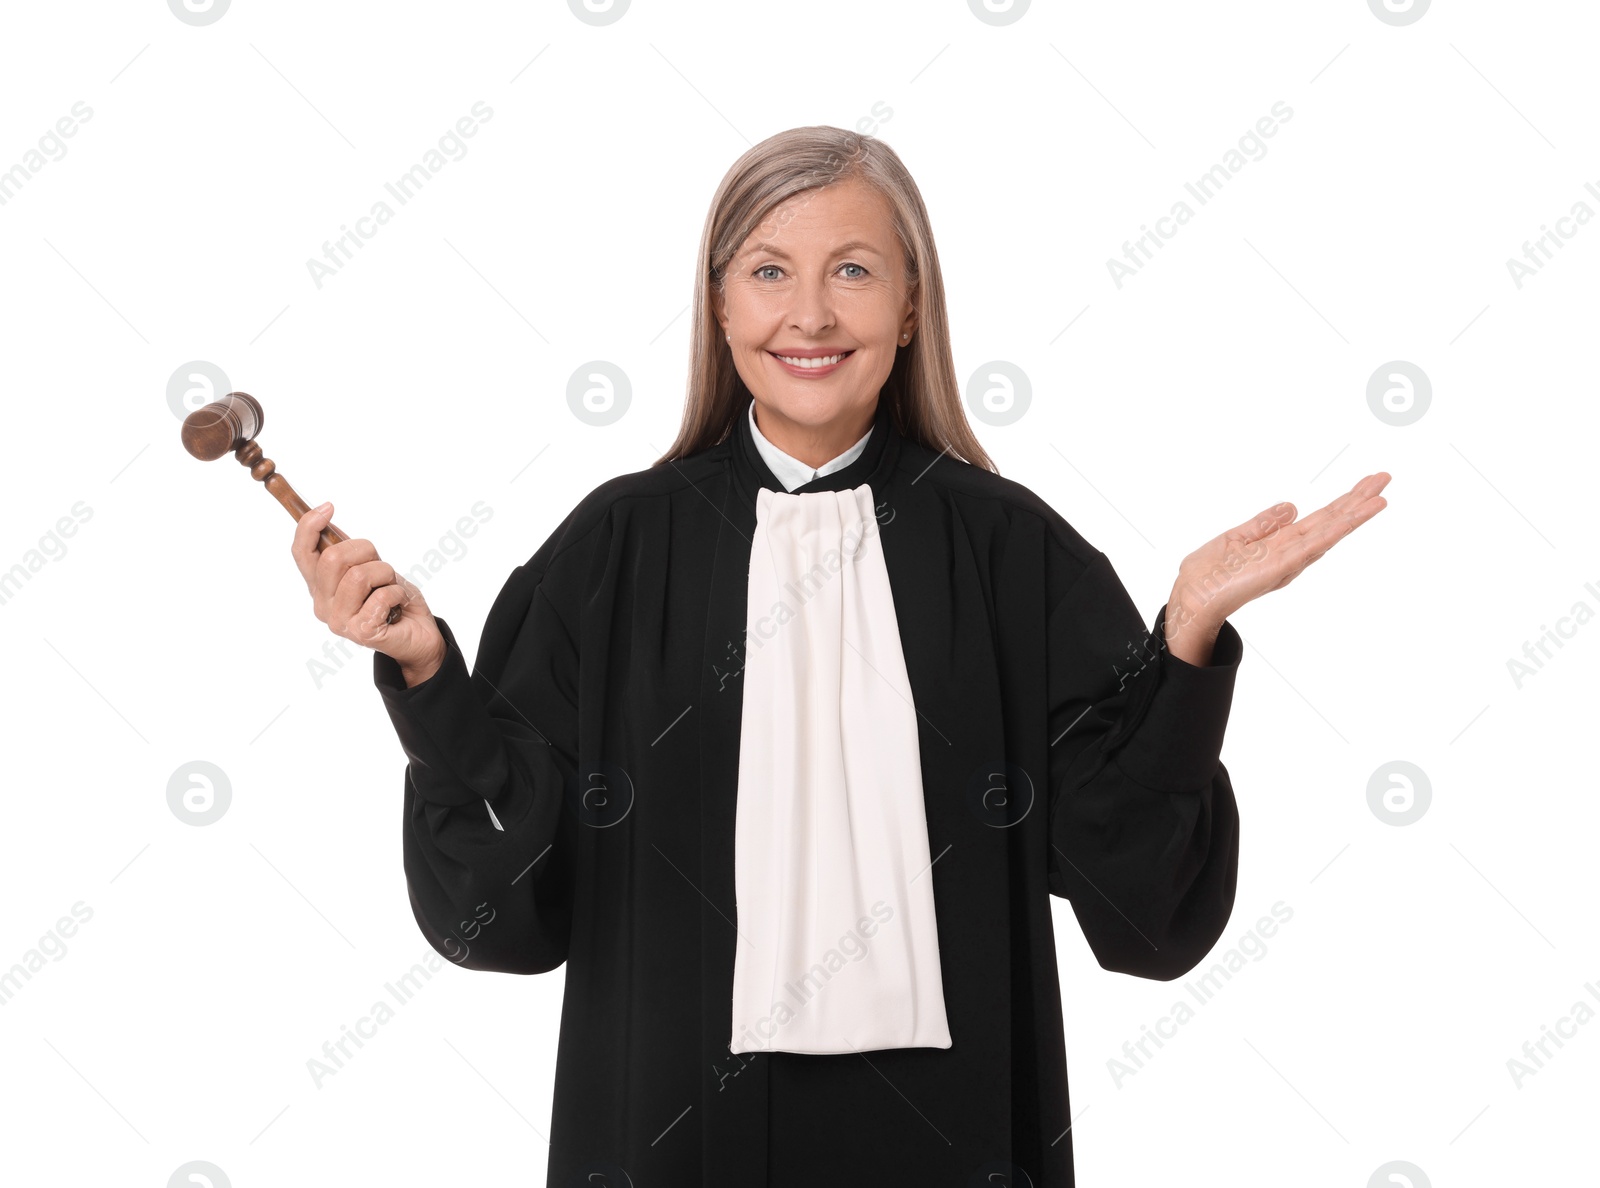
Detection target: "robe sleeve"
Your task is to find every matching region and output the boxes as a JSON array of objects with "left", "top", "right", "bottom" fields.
[
  {"left": 1045, "top": 548, "right": 1243, "bottom": 982},
  {"left": 372, "top": 543, "right": 585, "bottom": 977}
]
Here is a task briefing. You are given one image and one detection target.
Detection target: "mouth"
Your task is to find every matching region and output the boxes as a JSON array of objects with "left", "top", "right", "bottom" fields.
[{"left": 768, "top": 349, "right": 856, "bottom": 372}]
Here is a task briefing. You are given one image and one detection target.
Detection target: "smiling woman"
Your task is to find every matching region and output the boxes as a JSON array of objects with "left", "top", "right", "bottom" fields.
[
  {"left": 352, "top": 123, "right": 1248, "bottom": 1188},
  {"left": 319, "top": 123, "right": 1380, "bottom": 1188}
]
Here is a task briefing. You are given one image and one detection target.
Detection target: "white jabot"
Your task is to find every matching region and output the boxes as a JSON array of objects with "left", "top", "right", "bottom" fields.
[
  {"left": 730, "top": 481, "right": 953, "bottom": 1056},
  {"left": 747, "top": 399, "right": 873, "bottom": 491}
]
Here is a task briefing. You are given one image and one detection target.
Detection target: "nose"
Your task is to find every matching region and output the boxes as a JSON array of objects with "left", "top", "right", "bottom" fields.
[{"left": 786, "top": 272, "right": 836, "bottom": 338}]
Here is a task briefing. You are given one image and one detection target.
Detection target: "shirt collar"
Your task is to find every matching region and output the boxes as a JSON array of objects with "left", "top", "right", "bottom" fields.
[
  {"left": 729, "top": 392, "right": 900, "bottom": 509},
  {"left": 746, "top": 398, "right": 874, "bottom": 492}
]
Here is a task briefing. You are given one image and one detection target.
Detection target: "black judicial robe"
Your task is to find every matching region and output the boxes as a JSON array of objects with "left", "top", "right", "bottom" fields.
[{"left": 373, "top": 394, "right": 1244, "bottom": 1187}]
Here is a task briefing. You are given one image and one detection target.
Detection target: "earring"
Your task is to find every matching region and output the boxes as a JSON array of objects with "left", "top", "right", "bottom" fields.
[{"left": 901, "top": 333, "right": 909, "bottom": 340}]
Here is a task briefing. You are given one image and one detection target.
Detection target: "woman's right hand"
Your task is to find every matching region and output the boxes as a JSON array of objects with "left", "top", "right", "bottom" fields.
[{"left": 292, "top": 501, "right": 448, "bottom": 686}]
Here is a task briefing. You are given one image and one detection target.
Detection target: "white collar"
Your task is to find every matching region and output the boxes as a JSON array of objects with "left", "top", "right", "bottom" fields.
[{"left": 747, "top": 399, "right": 873, "bottom": 491}]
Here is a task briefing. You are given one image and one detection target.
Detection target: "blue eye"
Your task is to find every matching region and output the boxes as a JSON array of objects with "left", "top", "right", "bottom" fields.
[{"left": 753, "top": 262, "right": 870, "bottom": 281}]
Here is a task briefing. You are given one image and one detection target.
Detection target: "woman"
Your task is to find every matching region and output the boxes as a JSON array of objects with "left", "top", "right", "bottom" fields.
[{"left": 294, "top": 126, "right": 1388, "bottom": 1186}]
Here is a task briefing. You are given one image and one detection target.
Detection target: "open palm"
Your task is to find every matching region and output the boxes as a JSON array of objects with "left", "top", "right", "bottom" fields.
[{"left": 1174, "top": 471, "right": 1392, "bottom": 629}]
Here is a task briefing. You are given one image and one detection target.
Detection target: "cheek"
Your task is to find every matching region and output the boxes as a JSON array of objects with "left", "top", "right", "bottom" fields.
[{"left": 843, "top": 286, "right": 904, "bottom": 325}]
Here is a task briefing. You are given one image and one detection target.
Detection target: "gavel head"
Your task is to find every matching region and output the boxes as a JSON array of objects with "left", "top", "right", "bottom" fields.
[{"left": 181, "top": 392, "right": 265, "bottom": 461}]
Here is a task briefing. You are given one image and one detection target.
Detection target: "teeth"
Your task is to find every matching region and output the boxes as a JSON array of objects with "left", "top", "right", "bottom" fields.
[{"left": 775, "top": 352, "right": 848, "bottom": 368}]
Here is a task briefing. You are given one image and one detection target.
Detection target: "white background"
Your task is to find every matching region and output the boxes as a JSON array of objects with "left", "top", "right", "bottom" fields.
[{"left": 1, "top": 1, "right": 1593, "bottom": 1184}]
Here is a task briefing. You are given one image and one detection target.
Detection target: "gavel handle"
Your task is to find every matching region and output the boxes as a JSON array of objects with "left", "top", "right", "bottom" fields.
[
  {"left": 189, "top": 406, "right": 405, "bottom": 628},
  {"left": 235, "top": 438, "right": 404, "bottom": 626},
  {"left": 315, "top": 521, "right": 404, "bottom": 626}
]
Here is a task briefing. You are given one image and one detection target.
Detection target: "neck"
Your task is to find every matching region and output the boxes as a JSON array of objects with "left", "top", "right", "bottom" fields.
[{"left": 752, "top": 399, "right": 876, "bottom": 468}]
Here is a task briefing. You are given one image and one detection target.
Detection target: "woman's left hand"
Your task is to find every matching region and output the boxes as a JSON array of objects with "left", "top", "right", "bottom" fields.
[{"left": 1165, "top": 471, "right": 1391, "bottom": 664}]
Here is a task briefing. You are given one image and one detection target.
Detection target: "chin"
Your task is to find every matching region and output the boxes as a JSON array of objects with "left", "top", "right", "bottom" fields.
[{"left": 777, "top": 394, "right": 868, "bottom": 430}]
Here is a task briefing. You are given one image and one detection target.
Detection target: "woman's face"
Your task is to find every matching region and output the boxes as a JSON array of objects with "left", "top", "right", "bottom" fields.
[{"left": 714, "top": 176, "right": 916, "bottom": 455}]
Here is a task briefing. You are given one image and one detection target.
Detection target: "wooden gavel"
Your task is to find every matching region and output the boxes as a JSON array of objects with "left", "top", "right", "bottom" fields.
[{"left": 181, "top": 391, "right": 403, "bottom": 625}]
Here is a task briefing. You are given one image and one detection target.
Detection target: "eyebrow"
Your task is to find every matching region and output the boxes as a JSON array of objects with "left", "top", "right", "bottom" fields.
[{"left": 742, "top": 239, "right": 885, "bottom": 262}]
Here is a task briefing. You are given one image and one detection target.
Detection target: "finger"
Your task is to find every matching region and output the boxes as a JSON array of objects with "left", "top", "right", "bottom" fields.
[
  {"left": 1225, "top": 501, "right": 1297, "bottom": 548},
  {"left": 1312, "top": 470, "right": 1388, "bottom": 528},
  {"left": 1279, "top": 491, "right": 1387, "bottom": 571},
  {"left": 353, "top": 582, "right": 410, "bottom": 646},
  {"left": 331, "top": 558, "right": 398, "bottom": 629},
  {"left": 314, "top": 535, "right": 379, "bottom": 616},
  {"left": 1252, "top": 475, "right": 1388, "bottom": 570},
  {"left": 290, "top": 501, "right": 335, "bottom": 587}
]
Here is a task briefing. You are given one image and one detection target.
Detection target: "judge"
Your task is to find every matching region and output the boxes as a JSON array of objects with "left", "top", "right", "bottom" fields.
[{"left": 293, "top": 126, "right": 1389, "bottom": 1187}]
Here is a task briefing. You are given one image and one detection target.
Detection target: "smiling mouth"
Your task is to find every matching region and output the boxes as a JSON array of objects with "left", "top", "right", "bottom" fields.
[{"left": 769, "top": 350, "right": 855, "bottom": 369}]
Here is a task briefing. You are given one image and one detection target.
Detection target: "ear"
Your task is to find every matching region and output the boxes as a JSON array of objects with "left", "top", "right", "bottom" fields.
[{"left": 710, "top": 286, "right": 726, "bottom": 334}]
